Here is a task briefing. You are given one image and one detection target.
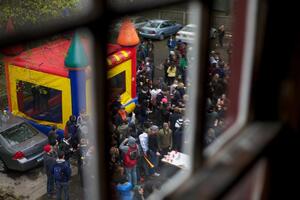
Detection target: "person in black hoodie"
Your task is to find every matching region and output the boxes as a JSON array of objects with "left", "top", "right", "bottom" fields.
[
  {"left": 173, "top": 123, "right": 184, "bottom": 152},
  {"left": 148, "top": 125, "right": 160, "bottom": 176},
  {"left": 48, "top": 125, "right": 58, "bottom": 147},
  {"left": 138, "top": 85, "right": 151, "bottom": 106},
  {"left": 169, "top": 107, "right": 182, "bottom": 133}
]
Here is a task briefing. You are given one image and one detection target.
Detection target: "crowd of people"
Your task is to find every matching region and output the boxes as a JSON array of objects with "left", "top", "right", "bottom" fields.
[
  {"left": 41, "top": 26, "right": 230, "bottom": 200},
  {"left": 108, "top": 27, "right": 231, "bottom": 199},
  {"left": 108, "top": 36, "right": 193, "bottom": 200},
  {"left": 204, "top": 47, "right": 231, "bottom": 146},
  {"left": 43, "top": 111, "right": 95, "bottom": 200}
]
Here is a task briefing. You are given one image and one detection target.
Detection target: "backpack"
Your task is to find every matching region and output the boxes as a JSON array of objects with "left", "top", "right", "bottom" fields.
[
  {"left": 129, "top": 147, "right": 138, "bottom": 160},
  {"left": 53, "top": 163, "right": 66, "bottom": 182},
  {"left": 123, "top": 145, "right": 138, "bottom": 168}
]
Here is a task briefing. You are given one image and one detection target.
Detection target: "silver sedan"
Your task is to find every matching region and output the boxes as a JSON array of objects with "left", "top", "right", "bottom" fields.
[
  {"left": 139, "top": 19, "right": 183, "bottom": 40},
  {"left": 0, "top": 114, "right": 48, "bottom": 172}
]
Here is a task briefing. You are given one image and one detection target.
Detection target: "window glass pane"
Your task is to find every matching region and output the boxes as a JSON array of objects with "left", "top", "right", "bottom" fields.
[
  {"left": 109, "top": 71, "right": 126, "bottom": 98},
  {"left": 17, "top": 81, "right": 63, "bottom": 123},
  {"left": 204, "top": 0, "right": 234, "bottom": 147},
  {"left": 205, "top": 0, "right": 258, "bottom": 159},
  {"left": 107, "top": 2, "right": 201, "bottom": 199},
  {"left": 0, "top": 29, "right": 99, "bottom": 199},
  {"left": 0, "top": 0, "right": 93, "bottom": 39}
]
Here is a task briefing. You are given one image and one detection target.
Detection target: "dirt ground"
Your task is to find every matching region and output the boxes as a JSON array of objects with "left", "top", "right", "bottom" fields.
[{"left": 0, "top": 164, "right": 79, "bottom": 200}]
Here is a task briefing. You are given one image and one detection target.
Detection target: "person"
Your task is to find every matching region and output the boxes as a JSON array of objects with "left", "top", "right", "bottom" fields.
[
  {"left": 110, "top": 95, "right": 122, "bottom": 117},
  {"left": 77, "top": 138, "right": 88, "bottom": 187},
  {"left": 167, "top": 35, "right": 177, "bottom": 52},
  {"left": 218, "top": 25, "right": 225, "bottom": 47},
  {"left": 169, "top": 107, "right": 182, "bottom": 132},
  {"left": 147, "top": 40, "right": 154, "bottom": 60},
  {"left": 64, "top": 115, "right": 77, "bottom": 139},
  {"left": 58, "top": 134, "right": 73, "bottom": 162},
  {"left": 48, "top": 125, "right": 58, "bottom": 146},
  {"left": 142, "top": 180, "right": 162, "bottom": 198},
  {"left": 77, "top": 118, "right": 89, "bottom": 142},
  {"left": 1, "top": 109, "right": 10, "bottom": 123},
  {"left": 147, "top": 125, "right": 160, "bottom": 176},
  {"left": 205, "top": 128, "right": 216, "bottom": 146},
  {"left": 158, "top": 123, "right": 173, "bottom": 156},
  {"left": 133, "top": 185, "right": 145, "bottom": 200},
  {"left": 138, "top": 125, "right": 151, "bottom": 177},
  {"left": 52, "top": 151, "right": 72, "bottom": 200},
  {"left": 157, "top": 98, "right": 170, "bottom": 128},
  {"left": 119, "top": 136, "right": 140, "bottom": 187},
  {"left": 178, "top": 54, "right": 188, "bottom": 82},
  {"left": 166, "top": 65, "right": 177, "bottom": 86},
  {"left": 173, "top": 119, "right": 184, "bottom": 152},
  {"left": 115, "top": 171, "right": 134, "bottom": 200},
  {"left": 77, "top": 110, "right": 88, "bottom": 125},
  {"left": 114, "top": 106, "right": 128, "bottom": 126},
  {"left": 43, "top": 144, "right": 56, "bottom": 198},
  {"left": 65, "top": 115, "right": 79, "bottom": 150}
]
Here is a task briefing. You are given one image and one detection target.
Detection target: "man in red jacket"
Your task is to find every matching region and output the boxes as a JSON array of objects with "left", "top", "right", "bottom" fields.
[{"left": 119, "top": 136, "right": 140, "bottom": 187}]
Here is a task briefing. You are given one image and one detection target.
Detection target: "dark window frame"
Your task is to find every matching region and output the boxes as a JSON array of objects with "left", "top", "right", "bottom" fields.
[{"left": 0, "top": 0, "right": 287, "bottom": 199}]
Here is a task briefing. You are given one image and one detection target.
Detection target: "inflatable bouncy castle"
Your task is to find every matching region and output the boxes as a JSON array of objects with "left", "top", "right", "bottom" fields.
[{"left": 2, "top": 20, "right": 139, "bottom": 136}]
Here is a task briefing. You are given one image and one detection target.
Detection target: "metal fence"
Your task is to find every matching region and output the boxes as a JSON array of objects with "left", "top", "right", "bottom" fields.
[
  {"left": 143, "top": 9, "right": 232, "bottom": 30},
  {"left": 143, "top": 9, "right": 197, "bottom": 25}
]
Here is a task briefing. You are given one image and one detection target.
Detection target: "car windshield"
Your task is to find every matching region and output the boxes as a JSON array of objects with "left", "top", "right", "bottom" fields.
[
  {"left": 145, "top": 21, "right": 160, "bottom": 28},
  {"left": 1, "top": 123, "right": 38, "bottom": 146},
  {"left": 182, "top": 26, "right": 196, "bottom": 32}
]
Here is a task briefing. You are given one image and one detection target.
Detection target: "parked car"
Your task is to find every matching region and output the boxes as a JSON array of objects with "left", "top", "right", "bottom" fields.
[
  {"left": 110, "top": 16, "right": 150, "bottom": 33},
  {"left": 175, "top": 24, "right": 218, "bottom": 43},
  {"left": 0, "top": 114, "right": 48, "bottom": 172},
  {"left": 139, "top": 19, "right": 183, "bottom": 40},
  {"left": 130, "top": 16, "right": 150, "bottom": 31}
]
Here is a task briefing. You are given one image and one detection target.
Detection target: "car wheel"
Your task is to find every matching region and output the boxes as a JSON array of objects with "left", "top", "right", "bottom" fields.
[
  {"left": 159, "top": 34, "right": 165, "bottom": 40},
  {"left": 0, "top": 159, "right": 7, "bottom": 172}
]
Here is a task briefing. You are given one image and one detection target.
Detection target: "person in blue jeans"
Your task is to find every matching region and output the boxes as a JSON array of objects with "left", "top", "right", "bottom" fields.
[
  {"left": 119, "top": 136, "right": 140, "bottom": 187},
  {"left": 52, "top": 151, "right": 72, "bottom": 200},
  {"left": 43, "top": 144, "right": 56, "bottom": 198},
  {"left": 167, "top": 35, "right": 177, "bottom": 52}
]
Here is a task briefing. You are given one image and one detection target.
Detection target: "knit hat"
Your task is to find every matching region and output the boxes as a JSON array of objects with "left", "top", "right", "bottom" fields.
[
  {"left": 161, "top": 98, "right": 168, "bottom": 103},
  {"left": 128, "top": 136, "right": 136, "bottom": 147},
  {"left": 43, "top": 144, "right": 51, "bottom": 153},
  {"left": 150, "top": 125, "right": 159, "bottom": 132}
]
